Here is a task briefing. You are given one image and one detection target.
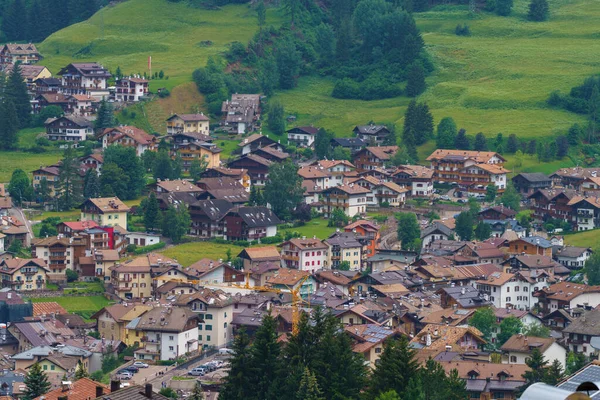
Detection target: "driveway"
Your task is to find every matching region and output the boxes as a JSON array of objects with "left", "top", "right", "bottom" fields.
[{"left": 8, "top": 207, "right": 33, "bottom": 246}]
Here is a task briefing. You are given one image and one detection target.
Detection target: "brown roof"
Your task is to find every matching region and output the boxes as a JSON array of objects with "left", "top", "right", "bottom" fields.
[
  {"left": 312, "top": 160, "right": 355, "bottom": 170},
  {"left": 267, "top": 268, "right": 312, "bottom": 286},
  {"left": 0, "top": 258, "right": 49, "bottom": 274},
  {"left": 500, "top": 334, "right": 555, "bottom": 354},
  {"left": 493, "top": 307, "right": 529, "bottom": 320},
  {"left": 175, "top": 288, "right": 234, "bottom": 308},
  {"left": 86, "top": 197, "right": 130, "bottom": 213},
  {"left": 17, "top": 65, "right": 47, "bottom": 79},
  {"left": 39, "top": 92, "right": 71, "bottom": 104},
  {"left": 420, "top": 308, "right": 475, "bottom": 326},
  {"left": 393, "top": 165, "right": 435, "bottom": 179},
  {"left": 538, "top": 281, "right": 600, "bottom": 302},
  {"left": 475, "top": 271, "right": 515, "bottom": 286},
  {"left": 70, "top": 94, "right": 100, "bottom": 102},
  {"left": 156, "top": 179, "right": 202, "bottom": 193},
  {"left": 298, "top": 166, "right": 328, "bottom": 179},
  {"left": 136, "top": 306, "right": 199, "bottom": 332},
  {"left": 0, "top": 197, "right": 12, "bottom": 209},
  {"left": 316, "top": 270, "right": 353, "bottom": 286},
  {"left": 243, "top": 153, "right": 273, "bottom": 167},
  {"left": 32, "top": 302, "right": 68, "bottom": 317},
  {"left": 186, "top": 258, "right": 218, "bottom": 274},
  {"left": 238, "top": 133, "right": 273, "bottom": 146},
  {"left": 370, "top": 283, "right": 410, "bottom": 297},
  {"left": 324, "top": 184, "right": 371, "bottom": 195},
  {"left": 411, "top": 324, "right": 486, "bottom": 351},
  {"left": 32, "top": 236, "right": 72, "bottom": 247},
  {"left": 101, "top": 126, "right": 154, "bottom": 145},
  {"left": 438, "top": 360, "right": 528, "bottom": 382},
  {"left": 34, "top": 378, "right": 109, "bottom": 400},
  {"left": 362, "top": 146, "right": 399, "bottom": 161},
  {"left": 471, "top": 163, "right": 511, "bottom": 175},
  {"left": 427, "top": 149, "right": 504, "bottom": 163},
  {"left": 255, "top": 145, "right": 290, "bottom": 160},
  {"left": 92, "top": 304, "right": 138, "bottom": 322},
  {"left": 2, "top": 43, "right": 40, "bottom": 55},
  {"left": 240, "top": 246, "right": 281, "bottom": 261},
  {"left": 344, "top": 220, "right": 379, "bottom": 232},
  {"left": 377, "top": 181, "right": 409, "bottom": 194},
  {"left": 283, "top": 238, "right": 328, "bottom": 250}
]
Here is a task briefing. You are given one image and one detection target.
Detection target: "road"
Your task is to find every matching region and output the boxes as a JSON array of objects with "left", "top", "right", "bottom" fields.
[
  {"left": 145, "top": 352, "right": 228, "bottom": 390},
  {"left": 8, "top": 207, "right": 33, "bottom": 246}
]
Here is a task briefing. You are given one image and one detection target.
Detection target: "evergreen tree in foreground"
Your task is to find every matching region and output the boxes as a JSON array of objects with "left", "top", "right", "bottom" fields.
[
  {"left": 23, "top": 363, "right": 51, "bottom": 400},
  {"left": 367, "top": 336, "right": 419, "bottom": 399},
  {"left": 57, "top": 147, "right": 83, "bottom": 211},
  {"left": 6, "top": 63, "right": 32, "bottom": 128}
]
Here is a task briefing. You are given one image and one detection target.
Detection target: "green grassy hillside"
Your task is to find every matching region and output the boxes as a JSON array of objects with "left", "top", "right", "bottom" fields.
[{"left": 39, "top": 0, "right": 282, "bottom": 90}]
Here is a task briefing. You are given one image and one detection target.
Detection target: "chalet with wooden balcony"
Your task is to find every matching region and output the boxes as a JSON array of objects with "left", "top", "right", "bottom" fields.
[
  {"left": 115, "top": 76, "right": 149, "bottom": 102},
  {"left": 171, "top": 141, "right": 222, "bottom": 173},
  {"left": 508, "top": 236, "right": 553, "bottom": 257},
  {"left": 353, "top": 124, "right": 391, "bottom": 145},
  {"left": 0, "top": 258, "right": 49, "bottom": 292},
  {"left": 279, "top": 238, "right": 328, "bottom": 271},
  {"left": 223, "top": 206, "right": 281, "bottom": 241},
  {"left": 45, "top": 115, "right": 94, "bottom": 141},
  {"left": 511, "top": 173, "right": 552, "bottom": 196},
  {"left": 32, "top": 236, "right": 86, "bottom": 281},
  {"left": 391, "top": 165, "right": 434, "bottom": 197},
  {"left": 99, "top": 126, "right": 157, "bottom": 156},
  {"left": 252, "top": 144, "right": 290, "bottom": 163},
  {"left": 33, "top": 77, "right": 61, "bottom": 95},
  {"left": 34, "top": 92, "right": 74, "bottom": 115},
  {"left": 221, "top": 94, "right": 261, "bottom": 134},
  {"left": 57, "top": 62, "right": 111, "bottom": 99},
  {"left": 527, "top": 189, "right": 578, "bottom": 222},
  {"left": 201, "top": 167, "right": 251, "bottom": 191},
  {"left": 238, "top": 133, "right": 281, "bottom": 156},
  {"left": 196, "top": 177, "right": 249, "bottom": 204},
  {"left": 81, "top": 197, "right": 130, "bottom": 230},
  {"left": 550, "top": 167, "right": 600, "bottom": 191},
  {"left": 567, "top": 195, "right": 600, "bottom": 231},
  {"left": 352, "top": 146, "right": 398, "bottom": 172},
  {"left": 321, "top": 184, "right": 370, "bottom": 217},
  {"left": 427, "top": 149, "right": 508, "bottom": 193},
  {"left": 166, "top": 113, "right": 210, "bottom": 136},
  {"left": 286, "top": 126, "right": 319, "bottom": 148},
  {"left": 79, "top": 153, "right": 104, "bottom": 174},
  {"left": 308, "top": 160, "right": 356, "bottom": 189},
  {"left": 188, "top": 199, "right": 232, "bottom": 238},
  {"left": 228, "top": 154, "right": 273, "bottom": 186},
  {"left": 0, "top": 44, "right": 42, "bottom": 67}
]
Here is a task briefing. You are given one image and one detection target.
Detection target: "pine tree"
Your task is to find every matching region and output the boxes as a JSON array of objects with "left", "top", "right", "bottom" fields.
[
  {"left": 74, "top": 360, "right": 89, "bottom": 380},
  {"left": 543, "top": 359, "right": 564, "bottom": 385},
  {"left": 95, "top": 100, "right": 115, "bottom": 131},
  {"left": 0, "top": 98, "right": 20, "bottom": 150},
  {"left": 189, "top": 157, "right": 208, "bottom": 182},
  {"left": 267, "top": 100, "right": 286, "bottom": 135},
  {"left": 23, "top": 363, "right": 51, "bottom": 400},
  {"left": 444, "top": 368, "right": 468, "bottom": 400},
  {"left": 473, "top": 132, "right": 488, "bottom": 151},
  {"left": 297, "top": 368, "right": 324, "bottom": 400},
  {"left": 83, "top": 169, "right": 101, "bottom": 199},
  {"left": 522, "top": 349, "right": 548, "bottom": 391},
  {"left": 103, "top": 145, "right": 145, "bottom": 199},
  {"left": 171, "top": 154, "right": 183, "bottom": 179},
  {"left": 367, "top": 336, "right": 419, "bottom": 398},
  {"left": 403, "top": 376, "right": 425, "bottom": 400},
  {"left": 506, "top": 134, "right": 519, "bottom": 153},
  {"left": 406, "top": 63, "right": 426, "bottom": 97},
  {"left": 455, "top": 129, "right": 470, "bottom": 150},
  {"left": 415, "top": 102, "right": 434, "bottom": 145},
  {"left": 256, "top": 0, "right": 266, "bottom": 28},
  {"left": 436, "top": 117, "right": 457, "bottom": 149},
  {"left": 144, "top": 193, "right": 160, "bottom": 232},
  {"left": 421, "top": 358, "right": 447, "bottom": 400},
  {"left": 189, "top": 381, "right": 204, "bottom": 400},
  {"left": 249, "top": 314, "right": 282, "bottom": 400},
  {"left": 455, "top": 211, "right": 474, "bottom": 241},
  {"left": 220, "top": 329, "right": 254, "bottom": 400},
  {"left": 2, "top": 0, "right": 27, "bottom": 41},
  {"left": 100, "top": 163, "right": 129, "bottom": 198},
  {"left": 496, "top": 0, "right": 513, "bottom": 16},
  {"left": 6, "top": 63, "right": 31, "bottom": 128},
  {"left": 263, "top": 161, "right": 304, "bottom": 221},
  {"left": 248, "top": 185, "right": 261, "bottom": 206},
  {"left": 27, "top": 0, "right": 52, "bottom": 42},
  {"left": 153, "top": 150, "right": 174, "bottom": 180},
  {"left": 57, "top": 147, "right": 83, "bottom": 211},
  {"left": 528, "top": 0, "right": 549, "bottom": 21},
  {"left": 402, "top": 101, "right": 419, "bottom": 162}
]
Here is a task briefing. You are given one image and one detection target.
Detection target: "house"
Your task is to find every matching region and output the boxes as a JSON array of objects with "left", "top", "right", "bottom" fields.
[
  {"left": 353, "top": 269, "right": 421, "bottom": 295},
  {"left": 410, "top": 324, "right": 486, "bottom": 351},
  {"left": 185, "top": 258, "right": 244, "bottom": 286},
  {"left": 555, "top": 246, "right": 592, "bottom": 269},
  {"left": 176, "top": 288, "right": 235, "bottom": 349},
  {"left": 134, "top": 307, "right": 200, "bottom": 361},
  {"left": 475, "top": 271, "right": 546, "bottom": 311},
  {"left": 109, "top": 261, "right": 153, "bottom": 300},
  {"left": 345, "top": 220, "right": 380, "bottom": 257},
  {"left": 353, "top": 125, "right": 390, "bottom": 144},
  {"left": 345, "top": 325, "right": 401, "bottom": 369},
  {"left": 34, "top": 77, "right": 62, "bottom": 95},
  {"left": 69, "top": 94, "right": 100, "bottom": 116},
  {"left": 171, "top": 140, "right": 222, "bottom": 173},
  {"left": 92, "top": 303, "right": 152, "bottom": 343},
  {"left": 310, "top": 160, "right": 356, "bottom": 188},
  {"left": 286, "top": 126, "right": 319, "bottom": 148},
  {"left": 527, "top": 189, "right": 578, "bottom": 222},
  {"left": 166, "top": 113, "right": 210, "bottom": 136},
  {"left": 508, "top": 236, "right": 553, "bottom": 257},
  {"left": 79, "top": 153, "right": 103, "bottom": 173},
  {"left": 237, "top": 246, "right": 281, "bottom": 270},
  {"left": 91, "top": 384, "right": 169, "bottom": 400},
  {"left": 34, "top": 92, "right": 74, "bottom": 114},
  {"left": 456, "top": 242, "right": 506, "bottom": 265},
  {"left": 238, "top": 133, "right": 281, "bottom": 156},
  {"left": 98, "top": 126, "right": 157, "bottom": 156},
  {"left": 33, "top": 377, "right": 110, "bottom": 400},
  {"left": 83, "top": 249, "right": 120, "bottom": 281},
  {"left": 568, "top": 195, "right": 600, "bottom": 231},
  {"left": 45, "top": 115, "right": 94, "bottom": 141},
  {"left": 32, "top": 236, "right": 85, "bottom": 280},
  {"left": 81, "top": 197, "right": 130, "bottom": 229},
  {"left": 201, "top": 167, "right": 251, "bottom": 192},
  {"left": 221, "top": 94, "right": 261, "bottom": 134},
  {"left": 0, "top": 44, "right": 42, "bottom": 66},
  {"left": 372, "top": 181, "right": 409, "bottom": 207},
  {"left": 391, "top": 165, "right": 435, "bottom": 197},
  {"left": 420, "top": 308, "right": 474, "bottom": 327},
  {"left": 421, "top": 222, "right": 454, "bottom": 248},
  {"left": 227, "top": 154, "right": 273, "bottom": 186},
  {"left": 0, "top": 259, "right": 49, "bottom": 291},
  {"left": 0, "top": 197, "right": 12, "bottom": 217},
  {"left": 188, "top": 199, "right": 232, "bottom": 238},
  {"left": 266, "top": 268, "right": 316, "bottom": 297},
  {"left": 325, "top": 232, "right": 364, "bottom": 271},
  {"left": 535, "top": 282, "right": 600, "bottom": 314},
  {"left": 321, "top": 185, "right": 370, "bottom": 217},
  {"left": 57, "top": 62, "right": 111, "bottom": 99},
  {"left": 153, "top": 179, "right": 203, "bottom": 196},
  {"left": 17, "top": 65, "right": 51, "bottom": 93},
  {"left": 436, "top": 286, "right": 493, "bottom": 309},
  {"left": 426, "top": 149, "right": 508, "bottom": 193},
  {"left": 563, "top": 309, "right": 600, "bottom": 357},
  {"left": 478, "top": 206, "right": 517, "bottom": 221},
  {"left": 367, "top": 249, "right": 418, "bottom": 272},
  {"left": 253, "top": 144, "right": 290, "bottom": 162},
  {"left": 223, "top": 206, "right": 281, "bottom": 241},
  {"left": 353, "top": 146, "right": 398, "bottom": 171},
  {"left": 500, "top": 334, "right": 566, "bottom": 369},
  {"left": 550, "top": 167, "right": 600, "bottom": 191},
  {"left": 512, "top": 173, "right": 552, "bottom": 196},
  {"left": 126, "top": 232, "right": 161, "bottom": 248},
  {"left": 331, "top": 137, "right": 366, "bottom": 154},
  {"left": 115, "top": 76, "right": 149, "bottom": 102},
  {"left": 196, "top": 177, "right": 249, "bottom": 204},
  {"left": 280, "top": 238, "right": 329, "bottom": 271}
]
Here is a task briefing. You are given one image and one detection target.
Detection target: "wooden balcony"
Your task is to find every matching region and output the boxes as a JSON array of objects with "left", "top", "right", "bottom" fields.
[{"left": 282, "top": 254, "right": 299, "bottom": 262}]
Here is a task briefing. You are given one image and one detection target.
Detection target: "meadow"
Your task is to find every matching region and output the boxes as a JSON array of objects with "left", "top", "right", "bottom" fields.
[
  {"left": 28, "top": 295, "right": 113, "bottom": 318},
  {"left": 159, "top": 241, "right": 250, "bottom": 267}
]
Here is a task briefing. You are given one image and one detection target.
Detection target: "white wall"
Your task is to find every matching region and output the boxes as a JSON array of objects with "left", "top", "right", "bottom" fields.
[{"left": 158, "top": 327, "right": 198, "bottom": 361}]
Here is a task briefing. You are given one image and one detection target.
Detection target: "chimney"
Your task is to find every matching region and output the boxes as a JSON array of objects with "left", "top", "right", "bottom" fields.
[
  {"left": 96, "top": 386, "right": 104, "bottom": 398},
  {"left": 145, "top": 384, "right": 153, "bottom": 399},
  {"left": 110, "top": 380, "right": 120, "bottom": 393},
  {"left": 58, "top": 397, "right": 67, "bottom": 400}
]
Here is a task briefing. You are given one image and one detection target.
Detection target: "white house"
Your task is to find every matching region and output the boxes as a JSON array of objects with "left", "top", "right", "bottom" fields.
[
  {"left": 45, "top": 115, "right": 94, "bottom": 141},
  {"left": 286, "top": 126, "right": 319, "bottom": 148},
  {"left": 421, "top": 223, "right": 453, "bottom": 248},
  {"left": 321, "top": 185, "right": 369, "bottom": 217},
  {"left": 475, "top": 270, "right": 551, "bottom": 311},
  {"left": 126, "top": 232, "right": 161, "bottom": 248},
  {"left": 115, "top": 76, "right": 149, "bottom": 102},
  {"left": 280, "top": 238, "right": 329, "bottom": 271},
  {"left": 555, "top": 246, "right": 592, "bottom": 269},
  {"left": 500, "top": 334, "right": 566, "bottom": 370},
  {"left": 135, "top": 307, "right": 200, "bottom": 362},
  {"left": 311, "top": 160, "right": 356, "bottom": 189}
]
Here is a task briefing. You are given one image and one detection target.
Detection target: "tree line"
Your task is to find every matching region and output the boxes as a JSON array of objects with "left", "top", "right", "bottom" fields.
[
  {"left": 220, "top": 308, "right": 469, "bottom": 400},
  {"left": 0, "top": 0, "right": 105, "bottom": 42}
]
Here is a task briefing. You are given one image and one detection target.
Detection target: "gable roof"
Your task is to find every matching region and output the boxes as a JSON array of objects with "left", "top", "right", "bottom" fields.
[
  {"left": 32, "top": 302, "right": 67, "bottom": 317},
  {"left": 58, "top": 63, "right": 110, "bottom": 78},
  {"left": 100, "top": 126, "right": 155, "bottom": 146},
  {"left": 353, "top": 125, "right": 389, "bottom": 135},
  {"left": 83, "top": 197, "right": 130, "bottom": 213},
  {"left": 480, "top": 206, "right": 517, "bottom": 218},
  {"left": 167, "top": 113, "right": 209, "bottom": 122},
  {"left": 287, "top": 126, "right": 319, "bottom": 135},
  {"left": 156, "top": 179, "right": 202, "bottom": 193},
  {"left": 190, "top": 199, "right": 233, "bottom": 221},
  {"left": 411, "top": 324, "right": 486, "bottom": 351},
  {"left": 360, "top": 146, "right": 398, "bottom": 161},
  {"left": 239, "top": 133, "right": 276, "bottom": 147},
  {"left": 136, "top": 307, "right": 199, "bottom": 332},
  {"left": 34, "top": 378, "right": 109, "bottom": 400},
  {"left": 230, "top": 206, "right": 282, "bottom": 227},
  {"left": 2, "top": 43, "right": 40, "bottom": 55},
  {"left": 267, "top": 269, "right": 312, "bottom": 286},
  {"left": 0, "top": 258, "right": 49, "bottom": 274},
  {"left": 513, "top": 173, "right": 551, "bottom": 183},
  {"left": 421, "top": 222, "right": 453, "bottom": 239},
  {"left": 238, "top": 246, "right": 280, "bottom": 261},
  {"left": 427, "top": 149, "right": 505, "bottom": 163},
  {"left": 500, "top": 335, "right": 556, "bottom": 354}
]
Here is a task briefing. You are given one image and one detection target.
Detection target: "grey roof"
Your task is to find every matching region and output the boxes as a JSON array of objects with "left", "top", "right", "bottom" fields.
[
  {"left": 233, "top": 206, "right": 281, "bottom": 227},
  {"left": 438, "top": 286, "right": 492, "bottom": 308},
  {"left": 0, "top": 371, "right": 24, "bottom": 396},
  {"left": 556, "top": 246, "right": 591, "bottom": 258},
  {"left": 190, "top": 199, "right": 233, "bottom": 221},
  {"left": 557, "top": 363, "right": 600, "bottom": 398},
  {"left": 325, "top": 232, "right": 362, "bottom": 248},
  {"left": 513, "top": 173, "right": 551, "bottom": 183},
  {"left": 12, "top": 344, "right": 92, "bottom": 360},
  {"left": 521, "top": 235, "right": 553, "bottom": 248},
  {"left": 483, "top": 219, "right": 526, "bottom": 232},
  {"left": 421, "top": 222, "right": 453, "bottom": 239},
  {"left": 46, "top": 115, "right": 93, "bottom": 127},
  {"left": 354, "top": 125, "right": 389, "bottom": 135},
  {"left": 563, "top": 309, "right": 600, "bottom": 335},
  {"left": 331, "top": 137, "right": 366, "bottom": 147}
]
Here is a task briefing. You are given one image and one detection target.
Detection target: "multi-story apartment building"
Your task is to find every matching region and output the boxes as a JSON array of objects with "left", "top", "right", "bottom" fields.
[
  {"left": 426, "top": 149, "right": 509, "bottom": 193},
  {"left": 166, "top": 113, "right": 210, "bottom": 135},
  {"left": 32, "top": 236, "right": 86, "bottom": 280},
  {"left": 45, "top": 115, "right": 94, "bottom": 141},
  {"left": 171, "top": 141, "right": 222, "bottom": 173},
  {"left": 324, "top": 232, "right": 364, "bottom": 271},
  {"left": 201, "top": 167, "right": 251, "bottom": 192},
  {"left": 0, "top": 44, "right": 42, "bottom": 67},
  {"left": 110, "top": 262, "right": 152, "bottom": 300},
  {"left": 57, "top": 63, "right": 111, "bottom": 99},
  {"left": 475, "top": 271, "right": 550, "bottom": 311},
  {"left": 353, "top": 146, "right": 398, "bottom": 172},
  {"left": 0, "top": 258, "right": 49, "bottom": 291},
  {"left": 99, "top": 126, "right": 157, "bottom": 156},
  {"left": 228, "top": 154, "right": 273, "bottom": 186},
  {"left": 115, "top": 76, "right": 149, "bottom": 102},
  {"left": 176, "top": 288, "right": 235, "bottom": 349},
  {"left": 280, "top": 238, "right": 329, "bottom": 271},
  {"left": 32, "top": 165, "right": 60, "bottom": 198},
  {"left": 344, "top": 220, "right": 380, "bottom": 258},
  {"left": 135, "top": 307, "right": 200, "bottom": 362},
  {"left": 221, "top": 94, "right": 261, "bottom": 134},
  {"left": 527, "top": 189, "right": 578, "bottom": 222},
  {"left": 321, "top": 184, "right": 370, "bottom": 217},
  {"left": 391, "top": 165, "right": 435, "bottom": 197},
  {"left": 569, "top": 196, "right": 600, "bottom": 231},
  {"left": 309, "top": 160, "right": 356, "bottom": 189},
  {"left": 81, "top": 197, "right": 130, "bottom": 229}
]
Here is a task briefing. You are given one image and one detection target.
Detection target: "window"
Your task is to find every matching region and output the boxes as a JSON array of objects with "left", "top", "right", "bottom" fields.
[
  {"left": 169, "top": 335, "right": 174, "bottom": 341},
  {"left": 510, "top": 356, "right": 517, "bottom": 363},
  {"left": 43, "top": 365, "right": 48, "bottom": 370},
  {"left": 515, "top": 286, "right": 519, "bottom": 292},
  {"left": 51, "top": 365, "right": 55, "bottom": 371},
  {"left": 506, "top": 287, "right": 510, "bottom": 292},
  {"left": 198, "top": 325, "right": 203, "bottom": 331},
  {"left": 224, "top": 312, "right": 227, "bottom": 318},
  {"left": 224, "top": 322, "right": 228, "bottom": 328},
  {"left": 169, "top": 346, "right": 174, "bottom": 351},
  {"left": 506, "top": 297, "right": 511, "bottom": 302},
  {"left": 199, "top": 335, "right": 202, "bottom": 341},
  {"left": 206, "top": 325, "right": 213, "bottom": 331},
  {"left": 205, "top": 314, "right": 213, "bottom": 320},
  {"left": 375, "top": 347, "right": 382, "bottom": 354},
  {"left": 207, "top": 335, "right": 211, "bottom": 342}
]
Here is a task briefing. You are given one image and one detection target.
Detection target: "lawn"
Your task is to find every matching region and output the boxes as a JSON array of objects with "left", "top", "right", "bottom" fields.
[
  {"left": 279, "top": 219, "right": 337, "bottom": 240},
  {"left": 564, "top": 230, "right": 599, "bottom": 249},
  {"left": 29, "top": 295, "right": 112, "bottom": 314},
  {"left": 159, "top": 241, "right": 249, "bottom": 267}
]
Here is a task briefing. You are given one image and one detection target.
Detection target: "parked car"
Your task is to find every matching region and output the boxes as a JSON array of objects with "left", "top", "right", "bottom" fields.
[
  {"left": 133, "top": 362, "right": 149, "bottom": 368},
  {"left": 123, "top": 365, "right": 139, "bottom": 373},
  {"left": 188, "top": 367, "right": 206, "bottom": 376},
  {"left": 218, "top": 348, "right": 234, "bottom": 356},
  {"left": 116, "top": 371, "right": 133, "bottom": 380},
  {"left": 440, "top": 195, "right": 451, "bottom": 201},
  {"left": 457, "top": 198, "right": 468, "bottom": 204},
  {"left": 208, "top": 360, "right": 224, "bottom": 369}
]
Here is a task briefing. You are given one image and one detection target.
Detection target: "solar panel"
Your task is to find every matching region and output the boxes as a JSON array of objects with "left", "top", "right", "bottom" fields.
[{"left": 558, "top": 364, "right": 600, "bottom": 398}]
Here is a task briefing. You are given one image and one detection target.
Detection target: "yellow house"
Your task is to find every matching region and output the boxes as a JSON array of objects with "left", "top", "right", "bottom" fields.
[
  {"left": 19, "top": 65, "right": 52, "bottom": 89},
  {"left": 324, "top": 233, "right": 364, "bottom": 271},
  {"left": 0, "top": 258, "right": 49, "bottom": 291},
  {"left": 91, "top": 303, "right": 151, "bottom": 343},
  {"left": 109, "top": 262, "right": 152, "bottom": 301},
  {"left": 121, "top": 305, "right": 152, "bottom": 346},
  {"left": 81, "top": 197, "right": 130, "bottom": 229},
  {"left": 345, "top": 324, "right": 401, "bottom": 369},
  {"left": 172, "top": 142, "right": 222, "bottom": 173},
  {"left": 32, "top": 165, "right": 60, "bottom": 198},
  {"left": 166, "top": 113, "right": 210, "bottom": 135}
]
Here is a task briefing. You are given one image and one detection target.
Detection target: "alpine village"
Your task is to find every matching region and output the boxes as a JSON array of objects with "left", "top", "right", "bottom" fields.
[{"left": 1, "top": 0, "right": 600, "bottom": 399}]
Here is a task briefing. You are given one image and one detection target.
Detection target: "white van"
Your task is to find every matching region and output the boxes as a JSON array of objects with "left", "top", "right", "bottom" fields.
[{"left": 218, "top": 348, "right": 234, "bottom": 356}]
